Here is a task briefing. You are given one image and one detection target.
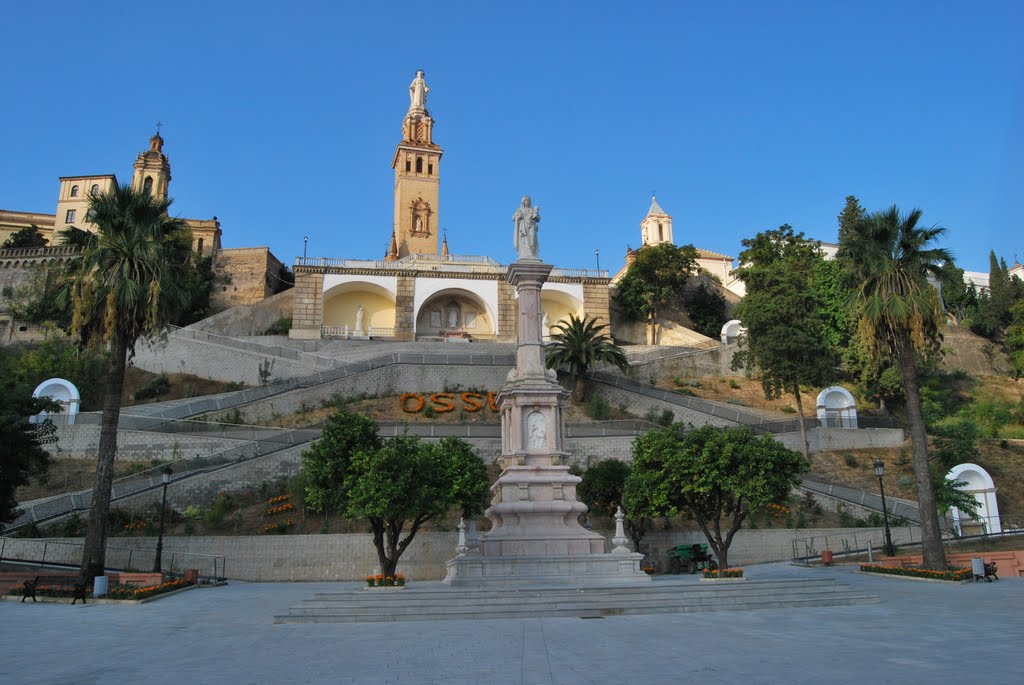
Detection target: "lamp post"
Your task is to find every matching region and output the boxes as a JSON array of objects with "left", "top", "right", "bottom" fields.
[
  {"left": 873, "top": 459, "right": 895, "bottom": 556},
  {"left": 595, "top": 249, "right": 600, "bottom": 271},
  {"left": 153, "top": 466, "right": 173, "bottom": 573},
  {"left": 303, "top": 235, "right": 308, "bottom": 261}
]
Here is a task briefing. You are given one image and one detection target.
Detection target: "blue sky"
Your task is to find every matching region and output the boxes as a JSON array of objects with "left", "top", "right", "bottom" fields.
[{"left": 1, "top": 1, "right": 1021, "bottom": 273}]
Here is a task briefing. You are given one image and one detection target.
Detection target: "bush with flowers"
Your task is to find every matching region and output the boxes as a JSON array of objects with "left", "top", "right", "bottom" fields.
[
  {"left": 105, "top": 578, "right": 193, "bottom": 601},
  {"left": 859, "top": 564, "right": 971, "bottom": 582},
  {"left": 263, "top": 518, "right": 295, "bottom": 534},
  {"left": 703, "top": 567, "right": 744, "bottom": 579}
]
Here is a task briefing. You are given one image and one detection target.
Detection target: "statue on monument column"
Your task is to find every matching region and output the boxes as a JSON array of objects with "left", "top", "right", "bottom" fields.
[
  {"left": 513, "top": 195, "right": 540, "bottom": 261},
  {"left": 355, "top": 304, "right": 364, "bottom": 333},
  {"left": 409, "top": 70, "right": 429, "bottom": 109}
]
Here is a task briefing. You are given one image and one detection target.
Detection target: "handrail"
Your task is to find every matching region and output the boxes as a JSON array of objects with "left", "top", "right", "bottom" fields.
[{"left": 0, "top": 537, "right": 226, "bottom": 579}]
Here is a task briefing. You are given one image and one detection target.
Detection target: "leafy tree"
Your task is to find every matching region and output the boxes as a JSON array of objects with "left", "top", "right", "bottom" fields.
[
  {"left": 625, "top": 424, "right": 808, "bottom": 570},
  {"left": 58, "top": 226, "right": 98, "bottom": 250},
  {"left": 932, "top": 419, "right": 981, "bottom": 470},
  {"left": 303, "top": 413, "right": 490, "bottom": 577},
  {"left": 174, "top": 252, "right": 218, "bottom": 326},
  {"left": 0, "top": 381, "right": 58, "bottom": 530},
  {"left": 2, "top": 225, "right": 48, "bottom": 249},
  {"left": 837, "top": 204, "right": 950, "bottom": 570},
  {"left": 1007, "top": 300, "right": 1024, "bottom": 377},
  {"left": 836, "top": 195, "right": 866, "bottom": 251},
  {"left": 612, "top": 242, "right": 698, "bottom": 343},
  {"left": 733, "top": 226, "right": 838, "bottom": 458},
  {"left": 545, "top": 314, "right": 628, "bottom": 402},
  {"left": 933, "top": 477, "right": 981, "bottom": 520},
  {"left": 577, "top": 459, "right": 650, "bottom": 553},
  {"left": 0, "top": 339, "right": 108, "bottom": 410},
  {"left": 683, "top": 281, "right": 728, "bottom": 338},
  {"left": 938, "top": 258, "right": 973, "bottom": 323},
  {"left": 57, "top": 183, "right": 193, "bottom": 580}
]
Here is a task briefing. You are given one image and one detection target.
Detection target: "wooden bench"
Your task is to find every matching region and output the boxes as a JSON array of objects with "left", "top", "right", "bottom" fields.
[{"left": 21, "top": 575, "right": 88, "bottom": 604}]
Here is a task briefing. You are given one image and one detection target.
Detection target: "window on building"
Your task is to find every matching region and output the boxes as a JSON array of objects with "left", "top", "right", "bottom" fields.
[
  {"left": 66, "top": 209, "right": 76, "bottom": 223},
  {"left": 428, "top": 163, "right": 433, "bottom": 175},
  {"left": 405, "top": 160, "right": 411, "bottom": 172},
  {"left": 90, "top": 184, "right": 99, "bottom": 196},
  {"left": 416, "top": 157, "right": 423, "bottom": 173},
  {"left": 197, "top": 238, "right": 204, "bottom": 253},
  {"left": 85, "top": 209, "right": 95, "bottom": 222},
  {"left": 143, "top": 177, "right": 153, "bottom": 196},
  {"left": 70, "top": 185, "right": 79, "bottom": 197}
]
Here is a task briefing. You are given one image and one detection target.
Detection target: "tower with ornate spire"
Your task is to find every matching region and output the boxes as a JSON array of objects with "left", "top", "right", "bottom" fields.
[
  {"left": 391, "top": 70, "right": 444, "bottom": 258},
  {"left": 131, "top": 127, "right": 172, "bottom": 201}
]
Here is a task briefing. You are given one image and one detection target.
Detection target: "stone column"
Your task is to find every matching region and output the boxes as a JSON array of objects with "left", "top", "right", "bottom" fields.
[{"left": 393, "top": 274, "right": 416, "bottom": 341}]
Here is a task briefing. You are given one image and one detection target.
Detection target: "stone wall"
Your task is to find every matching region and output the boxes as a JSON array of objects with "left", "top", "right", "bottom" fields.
[
  {"left": 1, "top": 525, "right": 923, "bottom": 582},
  {"left": 774, "top": 427, "right": 906, "bottom": 453},
  {"left": 188, "top": 289, "right": 293, "bottom": 337},
  {"left": 212, "top": 247, "right": 286, "bottom": 311},
  {"left": 289, "top": 269, "right": 324, "bottom": 338},
  {"left": 394, "top": 274, "right": 415, "bottom": 341},
  {"left": 582, "top": 280, "right": 611, "bottom": 329},
  {"left": 51, "top": 425, "right": 251, "bottom": 459},
  {"left": 130, "top": 333, "right": 317, "bottom": 384}
]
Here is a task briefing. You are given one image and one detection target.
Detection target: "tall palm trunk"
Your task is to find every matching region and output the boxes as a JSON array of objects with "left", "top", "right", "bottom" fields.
[
  {"left": 895, "top": 340, "right": 947, "bottom": 570},
  {"left": 80, "top": 331, "right": 128, "bottom": 580},
  {"left": 792, "top": 384, "right": 810, "bottom": 460}
]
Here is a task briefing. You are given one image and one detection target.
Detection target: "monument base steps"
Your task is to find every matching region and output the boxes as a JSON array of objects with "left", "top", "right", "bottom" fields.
[
  {"left": 442, "top": 552, "right": 649, "bottom": 586},
  {"left": 274, "top": 578, "right": 882, "bottom": 623}
]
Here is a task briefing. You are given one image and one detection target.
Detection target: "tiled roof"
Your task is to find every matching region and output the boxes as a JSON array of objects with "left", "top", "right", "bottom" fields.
[{"left": 646, "top": 195, "right": 668, "bottom": 217}]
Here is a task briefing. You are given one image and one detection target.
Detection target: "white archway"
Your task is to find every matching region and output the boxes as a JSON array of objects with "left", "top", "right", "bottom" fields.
[
  {"left": 322, "top": 280, "right": 397, "bottom": 334},
  {"left": 32, "top": 377, "right": 80, "bottom": 426},
  {"left": 816, "top": 386, "right": 858, "bottom": 429},
  {"left": 415, "top": 288, "right": 496, "bottom": 339},
  {"left": 720, "top": 319, "right": 744, "bottom": 344},
  {"left": 946, "top": 463, "right": 1001, "bottom": 534}
]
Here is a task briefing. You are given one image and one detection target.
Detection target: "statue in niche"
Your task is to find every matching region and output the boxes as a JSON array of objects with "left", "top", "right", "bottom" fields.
[
  {"left": 527, "top": 411, "right": 546, "bottom": 449},
  {"left": 542, "top": 311, "right": 550, "bottom": 336},
  {"left": 409, "top": 70, "right": 429, "bottom": 109},
  {"left": 513, "top": 195, "right": 540, "bottom": 260},
  {"left": 447, "top": 304, "right": 459, "bottom": 329},
  {"left": 355, "top": 304, "right": 364, "bottom": 332},
  {"left": 415, "top": 216, "right": 423, "bottom": 232}
]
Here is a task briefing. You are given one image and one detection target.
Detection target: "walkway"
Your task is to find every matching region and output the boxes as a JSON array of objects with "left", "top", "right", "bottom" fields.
[{"left": 1, "top": 563, "right": 1019, "bottom": 684}]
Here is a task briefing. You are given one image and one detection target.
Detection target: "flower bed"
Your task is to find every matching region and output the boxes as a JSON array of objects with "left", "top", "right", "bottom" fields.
[
  {"left": 859, "top": 564, "right": 972, "bottom": 582},
  {"left": 106, "top": 578, "right": 193, "bottom": 600},
  {"left": 366, "top": 573, "right": 406, "bottom": 587},
  {"left": 704, "top": 567, "right": 744, "bottom": 579}
]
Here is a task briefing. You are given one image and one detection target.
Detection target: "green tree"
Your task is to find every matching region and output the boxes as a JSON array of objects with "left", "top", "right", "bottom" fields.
[
  {"left": 58, "top": 183, "right": 193, "bottom": 580},
  {"left": 733, "top": 226, "right": 838, "bottom": 459},
  {"left": 577, "top": 459, "right": 650, "bottom": 553},
  {"left": 836, "top": 195, "right": 866, "bottom": 251},
  {"left": 545, "top": 314, "right": 628, "bottom": 402},
  {"left": 58, "top": 226, "right": 98, "bottom": 250},
  {"left": 933, "top": 477, "right": 981, "bottom": 520},
  {"left": 2, "top": 225, "right": 48, "bottom": 249},
  {"left": 837, "top": 204, "right": 950, "bottom": 570},
  {"left": 0, "top": 381, "right": 58, "bottom": 530},
  {"left": 1006, "top": 300, "right": 1024, "bottom": 377},
  {"left": 683, "top": 281, "right": 728, "bottom": 338},
  {"left": 302, "top": 413, "right": 490, "bottom": 577},
  {"left": 612, "top": 242, "right": 698, "bottom": 343},
  {"left": 626, "top": 424, "right": 808, "bottom": 570}
]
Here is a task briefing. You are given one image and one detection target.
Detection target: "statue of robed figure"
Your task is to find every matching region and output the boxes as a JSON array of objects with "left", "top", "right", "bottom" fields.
[{"left": 513, "top": 195, "right": 540, "bottom": 261}]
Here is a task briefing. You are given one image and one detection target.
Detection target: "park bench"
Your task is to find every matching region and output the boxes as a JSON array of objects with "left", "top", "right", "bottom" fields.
[
  {"left": 21, "top": 575, "right": 89, "bottom": 604},
  {"left": 974, "top": 560, "right": 999, "bottom": 582}
]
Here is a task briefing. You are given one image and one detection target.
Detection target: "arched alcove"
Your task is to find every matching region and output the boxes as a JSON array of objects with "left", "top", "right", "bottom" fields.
[
  {"left": 322, "top": 281, "right": 396, "bottom": 335},
  {"left": 720, "top": 319, "right": 744, "bottom": 344},
  {"left": 946, "top": 463, "right": 1001, "bottom": 534},
  {"left": 539, "top": 290, "right": 584, "bottom": 341},
  {"left": 415, "top": 288, "right": 495, "bottom": 339},
  {"left": 816, "top": 386, "right": 858, "bottom": 428},
  {"left": 32, "top": 377, "right": 81, "bottom": 426}
]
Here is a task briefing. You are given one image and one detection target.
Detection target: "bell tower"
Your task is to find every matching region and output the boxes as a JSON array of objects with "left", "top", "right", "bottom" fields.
[
  {"left": 391, "top": 70, "right": 443, "bottom": 257},
  {"left": 131, "top": 128, "right": 172, "bottom": 201},
  {"left": 640, "top": 194, "right": 673, "bottom": 247}
]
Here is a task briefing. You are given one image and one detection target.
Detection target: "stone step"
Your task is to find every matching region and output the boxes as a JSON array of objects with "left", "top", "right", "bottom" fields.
[{"left": 275, "top": 579, "right": 881, "bottom": 624}]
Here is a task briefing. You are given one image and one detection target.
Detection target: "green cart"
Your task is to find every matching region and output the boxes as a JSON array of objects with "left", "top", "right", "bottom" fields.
[{"left": 666, "top": 543, "right": 718, "bottom": 574}]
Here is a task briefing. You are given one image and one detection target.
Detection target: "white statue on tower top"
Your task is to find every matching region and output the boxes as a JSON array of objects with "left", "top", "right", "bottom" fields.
[
  {"left": 409, "top": 70, "right": 429, "bottom": 109},
  {"left": 513, "top": 195, "right": 541, "bottom": 261}
]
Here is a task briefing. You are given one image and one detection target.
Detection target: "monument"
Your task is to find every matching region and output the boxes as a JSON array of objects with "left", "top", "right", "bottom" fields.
[{"left": 443, "top": 197, "right": 648, "bottom": 585}]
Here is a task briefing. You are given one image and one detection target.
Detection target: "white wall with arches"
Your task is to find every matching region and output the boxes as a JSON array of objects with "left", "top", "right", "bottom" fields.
[
  {"left": 32, "top": 377, "right": 81, "bottom": 426},
  {"left": 816, "top": 386, "right": 858, "bottom": 429}
]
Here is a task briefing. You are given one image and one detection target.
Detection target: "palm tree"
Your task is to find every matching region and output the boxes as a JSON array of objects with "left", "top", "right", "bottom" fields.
[
  {"left": 838, "top": 205, "right": 950, "bottom": 570},
  {"left": 58, "top": 183, "right": 192, "bottom": 579},
  {"left": 545, "top": 314, "right": 628, "bottom": 402}
]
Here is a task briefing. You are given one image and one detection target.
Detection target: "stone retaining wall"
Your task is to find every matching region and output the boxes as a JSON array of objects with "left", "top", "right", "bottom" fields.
[
  {"left": 51, "top": 425, "right": 250, "bottom": 459},
  {"left": 1, "top": 525, "right": 922, "bottom": 582}
]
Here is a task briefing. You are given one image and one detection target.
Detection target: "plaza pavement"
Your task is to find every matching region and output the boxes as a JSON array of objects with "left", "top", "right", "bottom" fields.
[{"left": 1, "top": 561, "right": 1020, "bottom": 685}]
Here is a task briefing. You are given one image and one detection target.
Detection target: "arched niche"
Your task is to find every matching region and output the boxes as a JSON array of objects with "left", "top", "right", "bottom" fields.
[
  {"left": 946, "top": 463, "right": 1001, "bottom": 534},
  {"left": 322, "top": 281, "right": 397, "bottom": 334},
  {"left": 32, "top": 377, "right": 80, "bottom": 426},
  {"left": 415, "top": 288, "right": 495, "bottom": 339},
  {"left": 816, "top": 386, "right": 858, "bottom": 428},
  {"left": 720, "top": 319, "right": 744, "bottom": 344},
  {"left": 539, "top": 290, "right": 584, "bottom": 341}
]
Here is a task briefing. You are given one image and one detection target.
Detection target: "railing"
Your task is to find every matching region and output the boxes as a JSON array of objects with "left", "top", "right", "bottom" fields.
[
  {"left": 294, "top": 255, "right": 607, "bottom": 279},
  {"left": 321, "top": 326, "right": 396, "bottom": 338},
  {"left": 790, "top": 526, "right": 923, "bottom": 564},
  {"left": 0, "top": 537, "right": 226, "bottom": 580},
  {"left": 0, "top": 245, "right": 82, "bottom": 260},
  {"left": 800, "top": 477, "right": 922, "bottom": 522}
]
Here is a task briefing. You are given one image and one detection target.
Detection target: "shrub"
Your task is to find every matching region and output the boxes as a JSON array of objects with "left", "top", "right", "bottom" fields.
[
  {"left": 584, "top": 394, "right": 612, "bottom": 420},
  {"left": 780, "top": 405, "right": 796, "bottom": 414},
  {"left": 726, "top": 398, "right": 749, "bottom": 407},
  {"left": 859, "top": 564, "right": 971, "bottom": 582},
  {"left": 262, "top": 316, "right": 292, "bottom": 336},
  {"left": 203, "top": 492, "right": 232, "bottom": 527},
  {"left": 133, "top": 374, "right": 171, "bottom": 401},
  {"left": 843, "top": 453, "right": 859, "bottom": 468},
  {"left": 728, "top": 379, "right": 740, "bottom": 389}
]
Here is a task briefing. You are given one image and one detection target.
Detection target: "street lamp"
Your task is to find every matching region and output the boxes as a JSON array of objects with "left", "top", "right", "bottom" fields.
[
  {"left": 595, "top": 249, "right": 600, "bottom": 271},
  {"left": 873, "top": 459, "right": 895, "bottom": 556},
  {"left": 303, "top": 235, "right": 309, "bottom": 261},
  {"left": 153, "top": 466, "right": 173, "bottom": 573}
]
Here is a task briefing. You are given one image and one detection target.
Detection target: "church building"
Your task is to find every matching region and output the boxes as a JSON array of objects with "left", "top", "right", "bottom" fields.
[{"left": 288, "top": 71, "right": 611, "bottom": 342}]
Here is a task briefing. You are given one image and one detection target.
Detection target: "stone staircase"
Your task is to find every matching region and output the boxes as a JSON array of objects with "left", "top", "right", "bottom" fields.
[{"left": 274, "top": 577, "right": 881, "bottom": 623}]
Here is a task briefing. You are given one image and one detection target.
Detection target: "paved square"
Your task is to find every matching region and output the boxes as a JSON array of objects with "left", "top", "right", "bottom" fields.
[{"left": 2, "top": 563, "right": 1020, "bottom": 684}]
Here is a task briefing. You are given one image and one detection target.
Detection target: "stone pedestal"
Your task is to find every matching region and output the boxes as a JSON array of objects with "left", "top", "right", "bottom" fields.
[{"left": 444, "top": 259, "right": 647, "bottom": 586}]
